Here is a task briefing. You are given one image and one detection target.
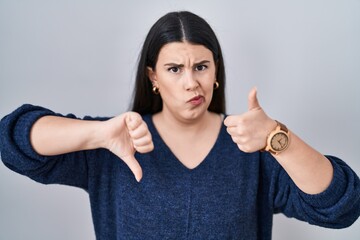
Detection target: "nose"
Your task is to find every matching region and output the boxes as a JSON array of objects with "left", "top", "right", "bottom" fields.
[{"left": 183, "top": 71, "right": 199, "bottom": 91}]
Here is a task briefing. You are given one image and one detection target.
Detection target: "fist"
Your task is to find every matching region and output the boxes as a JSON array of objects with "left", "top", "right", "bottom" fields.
[
  {"left": 104, "top": 112, "right": 154, "bottom": 182},
  {"left": 224, "top": 87, "right": 276, "bottom": 153}
]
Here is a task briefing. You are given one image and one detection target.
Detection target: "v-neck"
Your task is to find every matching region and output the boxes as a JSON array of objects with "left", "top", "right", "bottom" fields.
[{"left": 144, "top": 114, "right": 226, "bottom": 172}]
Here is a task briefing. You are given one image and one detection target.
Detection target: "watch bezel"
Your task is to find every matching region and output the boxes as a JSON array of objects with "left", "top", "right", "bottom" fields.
[
  {"left": 269, "top": 131, "right": 289, "bottom": 153},
  {"left": 264, "top": 121, "right": 290, "bottom": 155}
]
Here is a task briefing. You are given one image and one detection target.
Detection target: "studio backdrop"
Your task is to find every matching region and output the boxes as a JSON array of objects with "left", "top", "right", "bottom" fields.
[{"left": 0, "top": 0, "right": 359, "bottom": 239}]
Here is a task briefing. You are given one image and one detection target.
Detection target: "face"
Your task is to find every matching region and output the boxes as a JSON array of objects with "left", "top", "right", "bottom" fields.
[{"left": 147, "top": 41, "right": 217, "bottom": 121}]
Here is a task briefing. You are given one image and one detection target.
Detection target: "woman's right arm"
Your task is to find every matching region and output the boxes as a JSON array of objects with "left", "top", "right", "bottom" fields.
[
  {"left": 31, "top": 112, "right": 154, "bottom": 182},
  {"left": 30, "top": 116, "right": 105, "bottom": 156},
  {"left": 1, "top": 104, "right": 153, "bottom": 183}
]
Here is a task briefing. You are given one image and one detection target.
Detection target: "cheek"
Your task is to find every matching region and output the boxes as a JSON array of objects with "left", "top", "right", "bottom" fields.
[
  {"left": 158, "top": 81, "right": 182, "bottom": 101},
  {"left": 201, "top": 75, "right": 216, "bottom": 91},
  {"left": 161, "top": 87, "right": 177, "bottom": 99}
]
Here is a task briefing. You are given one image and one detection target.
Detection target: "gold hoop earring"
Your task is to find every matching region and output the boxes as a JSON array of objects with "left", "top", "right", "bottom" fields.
[
  {"left": 214, "top": 81, "right": 219, "bottom": 90},
  {"left": 152, "top": 86, "right": 160, "bottom": 95}
]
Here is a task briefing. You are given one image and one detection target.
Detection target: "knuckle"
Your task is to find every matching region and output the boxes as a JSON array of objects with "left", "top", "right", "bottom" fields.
[
  {"left": 238, "top": 144, "right": 251, "bottom": 153},
  {"left": 231, "top": 136, "right": 237, "bottom": 142},
  {"left": 235, "top": 127, "right": 244, "bottom": 135},
  {"left": 136, "top": 146, "right": 150, "bottom": 153},
  {"left": 144, "top": 135, "right": 152, "bottom": 143},
  {"left": 149, "top": 142, "right": 154, "bottom": 151},
  {"left": 223, "top": 117, "right": 231, "bottom": 126}
]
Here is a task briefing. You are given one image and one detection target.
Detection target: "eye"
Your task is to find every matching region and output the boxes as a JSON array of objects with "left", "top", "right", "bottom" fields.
[
  {"left": 168, "top": 67, "right": 180, "bottom": 73},
  {"left": 195, "top": 65, "right": 208, "bottom": 71}
]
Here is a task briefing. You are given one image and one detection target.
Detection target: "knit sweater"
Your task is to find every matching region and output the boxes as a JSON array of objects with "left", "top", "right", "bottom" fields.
[{"left": 1, "top": 104, "right": 360, "bottom": 240}]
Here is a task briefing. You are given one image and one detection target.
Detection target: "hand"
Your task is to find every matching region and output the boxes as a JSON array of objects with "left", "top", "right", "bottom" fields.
[
  {"left": 224, "top": 87, "right": 277, "bottom": 153},
  {"left": 102, "top": 112, "right": 154, "bottom": 182}
]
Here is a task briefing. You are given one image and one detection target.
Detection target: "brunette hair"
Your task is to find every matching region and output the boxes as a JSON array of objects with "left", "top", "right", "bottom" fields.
[{"left": 131, "top": 11, "right": 226, "bottom": 114}]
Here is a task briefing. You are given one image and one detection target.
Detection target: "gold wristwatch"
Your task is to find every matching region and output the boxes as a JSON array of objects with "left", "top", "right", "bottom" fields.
[{"left": 263, "top": 120, "right": 290, "bottom": 155}]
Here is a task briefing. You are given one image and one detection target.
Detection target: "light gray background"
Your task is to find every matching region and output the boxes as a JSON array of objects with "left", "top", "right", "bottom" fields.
[{"left": 0, "top": 0, "right": 359, "bottom": 239}]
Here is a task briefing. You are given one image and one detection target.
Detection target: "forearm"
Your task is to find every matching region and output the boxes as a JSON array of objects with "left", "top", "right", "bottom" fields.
[
  {"left": 30, "top": 116, "right": 105, "bottom": 156},
  {"left": 274, "top": 131, "right": 334, "bottom": 195}
]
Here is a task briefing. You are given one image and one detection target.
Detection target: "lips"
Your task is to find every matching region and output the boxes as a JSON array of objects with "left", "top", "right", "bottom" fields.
[{"left": 188, "top": 95, "right": 204, "bottom": 105}]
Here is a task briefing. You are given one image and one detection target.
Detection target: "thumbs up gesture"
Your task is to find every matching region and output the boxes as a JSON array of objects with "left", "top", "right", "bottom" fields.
[{"left": 224, "top": 87, "right": 277, "bottom": 153}]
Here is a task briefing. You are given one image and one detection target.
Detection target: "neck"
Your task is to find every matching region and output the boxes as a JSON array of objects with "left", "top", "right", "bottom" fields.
[{"left": 153, "top": 110, "right": 218, "bottom": 135}]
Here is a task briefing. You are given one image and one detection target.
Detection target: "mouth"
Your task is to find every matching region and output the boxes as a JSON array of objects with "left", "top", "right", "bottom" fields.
[{"left": 187, "top": 95, "right": 205, "bottom": 105}]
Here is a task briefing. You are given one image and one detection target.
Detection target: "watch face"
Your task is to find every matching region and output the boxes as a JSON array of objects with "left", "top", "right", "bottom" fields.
[{"left": 270, "top": 132, "right": 289, "bottom": 151}]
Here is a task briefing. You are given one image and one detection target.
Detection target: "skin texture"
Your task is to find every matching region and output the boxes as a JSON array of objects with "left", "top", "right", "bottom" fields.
[
  {"left": 224, "top": 88, "right": 334, "bottom": 194},
  {"left": 147, "top": 42, "right": 222, "bottom": 170},
  {"left": 31, "top": 41, "right": 333, "bottom": 192},
  {"left": 147, "top": 42, "right": 217, "bottom": 124},
  {"left": 31, "top": 112, "right": 153, "bottom": 182}
]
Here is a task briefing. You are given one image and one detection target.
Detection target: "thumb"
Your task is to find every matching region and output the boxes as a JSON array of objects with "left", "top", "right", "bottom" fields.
[
  {"left": 121, "top": 154, "right": 143, "bottom": 182},
  {"left": 248, "top": 87, "right": 261, "bottom": 110}
]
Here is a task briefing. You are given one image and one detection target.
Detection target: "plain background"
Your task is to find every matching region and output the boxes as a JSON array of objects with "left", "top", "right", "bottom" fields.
[{"left": 0, "top": 0, "right": 359, "bottom": 239}]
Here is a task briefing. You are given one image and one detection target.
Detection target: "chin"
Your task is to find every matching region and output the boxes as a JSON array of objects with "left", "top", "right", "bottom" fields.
[{"left": 182, "top": 107, "right": 209, "bottom": 121}]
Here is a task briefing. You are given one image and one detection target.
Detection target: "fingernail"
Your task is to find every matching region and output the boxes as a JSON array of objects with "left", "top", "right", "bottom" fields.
[{"left": 135, "top": 175, "right": 142, "bottom": 183}]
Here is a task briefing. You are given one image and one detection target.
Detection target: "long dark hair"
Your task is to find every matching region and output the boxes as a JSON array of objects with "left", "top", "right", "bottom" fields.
[{"left": 131, "top": 11, "right": 226, "bottom": 114}]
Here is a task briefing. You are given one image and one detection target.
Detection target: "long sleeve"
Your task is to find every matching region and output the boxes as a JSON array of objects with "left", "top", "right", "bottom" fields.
[
  {"left": 0, "top": 104, "right": 91, "bottom": 190},
  {"left": 267, "top": 153, "right": 360, "bottom": 228}
]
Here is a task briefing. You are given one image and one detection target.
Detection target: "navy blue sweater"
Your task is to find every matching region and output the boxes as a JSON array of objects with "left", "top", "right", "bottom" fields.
[{"left": 1, "top": 104, "right": 360, "bottom": 239}]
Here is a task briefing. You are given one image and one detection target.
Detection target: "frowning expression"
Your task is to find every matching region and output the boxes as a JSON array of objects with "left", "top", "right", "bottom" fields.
[{"left": 147, "top": 41, "right": 217, "bottom": 121}]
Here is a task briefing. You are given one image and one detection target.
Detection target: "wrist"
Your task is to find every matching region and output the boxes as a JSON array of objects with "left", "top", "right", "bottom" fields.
[
  {"left": 262, "top": 120, "right": 290, "bottom": 155},
  {"left": 82, "top": 120, "right": 108, "bottom": 150},
  {"left": 261, "top": 119, "right": 277, "bottom": 149}
]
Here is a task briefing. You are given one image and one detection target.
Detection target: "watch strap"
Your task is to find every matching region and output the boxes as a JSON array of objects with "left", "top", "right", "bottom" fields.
[{"left": 276, "top": 120, "right": 288, "bottom": 133}]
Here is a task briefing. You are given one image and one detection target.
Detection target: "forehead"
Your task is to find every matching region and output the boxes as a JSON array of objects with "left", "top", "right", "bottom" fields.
[{"left": 157, "top": 42, "right": 213, "bottom": 63}]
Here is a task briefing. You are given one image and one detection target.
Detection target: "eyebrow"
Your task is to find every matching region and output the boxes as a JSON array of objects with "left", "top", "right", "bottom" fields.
[{"left": 163, "top": 60, "right": 211, "bottom": 67}]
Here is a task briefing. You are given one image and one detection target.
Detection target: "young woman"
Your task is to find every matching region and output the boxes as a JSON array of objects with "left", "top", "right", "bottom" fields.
[{"left": 1, "top": 11, "right": 359, "bottom": 239}]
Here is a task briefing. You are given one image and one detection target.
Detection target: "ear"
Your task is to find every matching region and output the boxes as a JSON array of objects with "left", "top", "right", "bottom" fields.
[{"left": 147, "top": 67, "right": 157, "bottom": 86}]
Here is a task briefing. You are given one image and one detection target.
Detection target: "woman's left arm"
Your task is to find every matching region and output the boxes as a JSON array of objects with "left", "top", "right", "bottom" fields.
[
  {"left": 225, "top": 87, "right": 342, "bottom": 194},
  {"left": 271, "top": 131, "right": 333, "bottom": 194}
]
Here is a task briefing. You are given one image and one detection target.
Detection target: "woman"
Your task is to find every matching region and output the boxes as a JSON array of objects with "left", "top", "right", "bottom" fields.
[{"left": 0, "top": 11, "right": 359, "bottom": 239}]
